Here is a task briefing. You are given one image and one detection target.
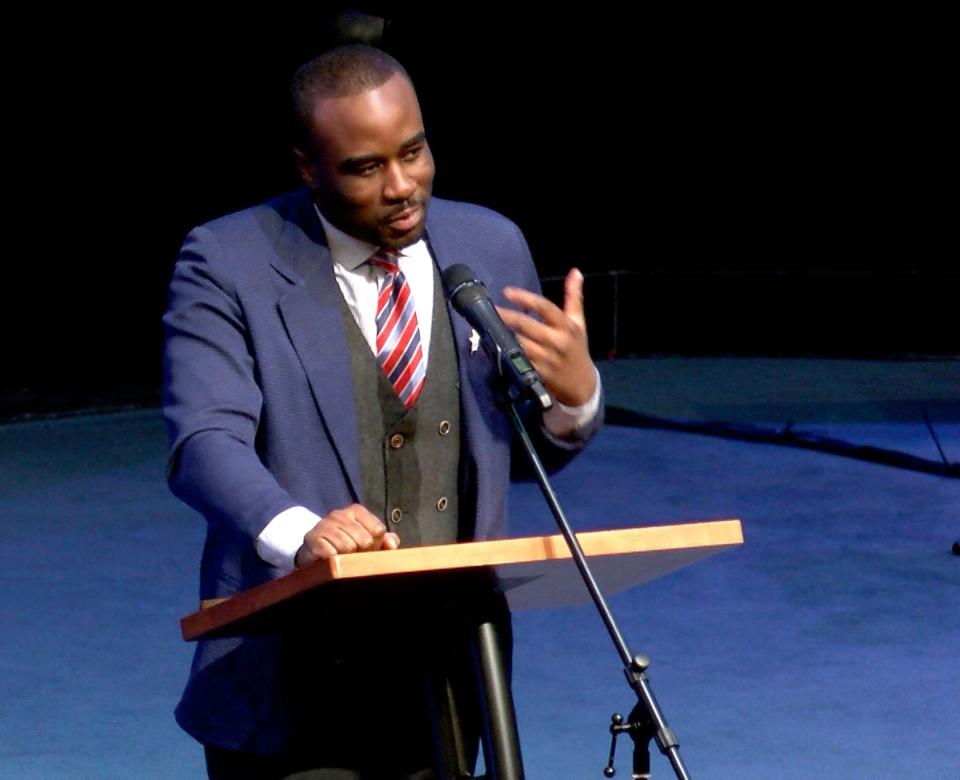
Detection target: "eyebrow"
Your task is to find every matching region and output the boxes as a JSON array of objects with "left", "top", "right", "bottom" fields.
[
  {"left": 340, "top": 131, "right": 427, "bottom": 172},
  {"left": 399, "top": 131, "right": 427, "bottom": 150}
]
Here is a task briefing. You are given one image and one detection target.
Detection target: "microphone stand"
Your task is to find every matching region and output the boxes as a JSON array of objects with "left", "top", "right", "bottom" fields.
[{"left": 505, "top": 394, "right": 691, "bottom": 780}]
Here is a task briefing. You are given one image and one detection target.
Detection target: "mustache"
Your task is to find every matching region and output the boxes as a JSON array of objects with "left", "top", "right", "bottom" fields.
[{"left": 382, "top": 199, "right": 425, "bottom": 222}]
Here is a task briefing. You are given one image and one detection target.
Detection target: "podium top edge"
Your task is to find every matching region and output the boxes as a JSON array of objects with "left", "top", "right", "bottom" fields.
[{"left": 181, "top": 518, "right": 743, "bottom": 641}]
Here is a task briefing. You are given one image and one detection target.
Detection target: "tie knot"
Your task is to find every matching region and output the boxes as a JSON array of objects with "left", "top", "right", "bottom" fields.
[{"left": 368, "top": 250, "right": 401, "bottom": 274}]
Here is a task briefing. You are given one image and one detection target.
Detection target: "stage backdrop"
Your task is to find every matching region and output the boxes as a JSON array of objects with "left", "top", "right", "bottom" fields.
[{"left": 3, "top": 8, "right": 953, "bottom": 418}]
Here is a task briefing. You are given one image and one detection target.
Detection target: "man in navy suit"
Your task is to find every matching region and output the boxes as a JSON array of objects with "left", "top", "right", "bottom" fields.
[{"left": 163, "top": 44, "right": 602, "bottom": 778}]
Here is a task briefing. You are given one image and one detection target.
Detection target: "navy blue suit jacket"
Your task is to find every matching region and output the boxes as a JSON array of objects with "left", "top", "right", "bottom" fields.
[{"left": 162, "top": 188, "right": 599, "bottom": 753}]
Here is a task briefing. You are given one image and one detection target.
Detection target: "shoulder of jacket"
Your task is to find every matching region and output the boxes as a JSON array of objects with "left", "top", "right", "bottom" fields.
[{"left": 428, "top": 196, "right": 521, "bottom": 233}]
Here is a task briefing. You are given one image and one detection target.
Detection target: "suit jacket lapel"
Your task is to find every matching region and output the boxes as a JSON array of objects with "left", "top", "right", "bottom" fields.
[
  {"left": 424, "top": 208, "right": 500, "bottom": 464},
  {"left": 423, "top": 210, "right": 481, "bottom": 371},
  {"left": 273, "top": 191, "right": 363, "bottom": 503}
]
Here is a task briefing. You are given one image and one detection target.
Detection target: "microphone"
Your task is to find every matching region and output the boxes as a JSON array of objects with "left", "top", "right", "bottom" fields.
[{"left": 442, "top": 264, "right": 553, "bottom": 411}]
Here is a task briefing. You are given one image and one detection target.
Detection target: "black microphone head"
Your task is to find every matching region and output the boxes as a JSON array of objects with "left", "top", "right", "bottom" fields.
[
  {"left": 442, "top": 264, "right": 487, "bottom": 311},
  {"left": 441, "top": 264, "right": 478, "bottom": 294}
]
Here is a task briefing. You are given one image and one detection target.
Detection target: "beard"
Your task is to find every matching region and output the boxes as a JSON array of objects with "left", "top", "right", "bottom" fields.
[
  {"left": 317, "top": 193, "right": 430, "bottom": 250},
  {"left": 377, "top": 197, "right": 430, "bottom": 250}
]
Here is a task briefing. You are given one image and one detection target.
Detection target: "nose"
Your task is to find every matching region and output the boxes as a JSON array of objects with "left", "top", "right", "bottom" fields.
[{"left": 382, "top": 160, "right": 416, "bottom": 203}]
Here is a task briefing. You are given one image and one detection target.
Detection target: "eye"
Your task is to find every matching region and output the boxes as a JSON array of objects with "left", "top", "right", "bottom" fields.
[
  {"left": 401, "top": 145, "right": 422, "bottom": 161},
  {"left": 354, "top": 162, "right": 380, "bottom": 177}
]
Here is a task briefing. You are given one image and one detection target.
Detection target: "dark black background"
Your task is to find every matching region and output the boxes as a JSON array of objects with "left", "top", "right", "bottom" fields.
[{"left": 4, "top": 7, "right": 954, "bottom": 416}]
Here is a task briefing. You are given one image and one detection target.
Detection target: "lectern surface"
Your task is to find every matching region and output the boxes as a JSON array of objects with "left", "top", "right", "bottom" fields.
[{"left": 182, "top": 519, "right": 743, "bottom": 641}]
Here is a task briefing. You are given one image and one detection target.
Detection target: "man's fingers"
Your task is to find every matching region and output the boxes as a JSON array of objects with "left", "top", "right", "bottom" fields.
[
  {"left": 323, "top": 526, "right": 362, "bottom": 553},
  {"left": 496, "top": 269, "right": 596, "bottom": 408},
  {"left": 563, "top": 268, "right": 586, "bottom": 326},
  {"left": 329, "top": 505, "right": 387, "bottom": 541},
  {"left": 502, "top": 268, "right": 587, "bottom": 331},
  {"left": 513, "top": 334, "right": 552, "bottom": 369},
  {"left": 303, "top": 526, "right": 355, "bottom": 558},
  {"left": 496, "top": 305, "right": 554, "bottom": 345},
  {"left": 320, "top": 519, "right": 368, "bottom": 552},
  {"left": 498, "top": 297, "right": 585, "bottom": 373},
  {"left": 296, "top": 504, "right": 394, "bottom": 567},
  {"left": 295, "top": 531, "right": 340, "bottom": 567},
  {"left": 317, "top": 535, "right": 341, "bottom": 555},
  {"left": 312, "top": 505, "right": 386, "bottom": 553},
  {"left": 382, "top": 532, "right": 401, "bottom": 550},
  {"left": 501, "top": 285, "right": 566, "bottom": 327},
  {"left": 342, "top": 504, "right": 389, "bottom": 539}
]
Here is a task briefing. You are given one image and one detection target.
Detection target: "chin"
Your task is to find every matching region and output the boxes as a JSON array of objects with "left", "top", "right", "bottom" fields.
[{"left": 381, "top": 223, "right": 426, "bottom": 251}]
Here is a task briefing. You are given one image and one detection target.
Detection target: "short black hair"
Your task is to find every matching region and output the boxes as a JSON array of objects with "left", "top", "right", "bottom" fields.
[{"left": 290, "top": 44, "right": 411, "bottom": 153}]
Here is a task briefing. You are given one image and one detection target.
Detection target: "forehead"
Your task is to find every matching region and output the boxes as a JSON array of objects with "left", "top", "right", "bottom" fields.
[{"left": 308, "top": 73, "right": 424, "bottom": 160}]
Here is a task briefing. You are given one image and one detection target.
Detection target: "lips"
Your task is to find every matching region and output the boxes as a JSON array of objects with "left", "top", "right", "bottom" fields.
[{"left": 385, "top": 203, "right": 422, "bottom": 232}]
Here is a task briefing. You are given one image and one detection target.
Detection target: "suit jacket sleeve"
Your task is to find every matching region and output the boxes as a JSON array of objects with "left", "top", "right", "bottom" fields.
[{"left": 162, "top": 225, "right": 299, "bottom": 542}]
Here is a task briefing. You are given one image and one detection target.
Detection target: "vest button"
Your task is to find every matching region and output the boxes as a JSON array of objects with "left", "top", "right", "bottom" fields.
[
  {"left": 389, "top": 434, "right": 405, "bottom": 449},
  {"left": 390, "top": 508, "right": 403, "bottom": 524},
  {"left": 436, "top": 496, "right": 449, "bottom": 512},
  {"left": 438, "top": 420, "right": 451, "bottom": 436}
]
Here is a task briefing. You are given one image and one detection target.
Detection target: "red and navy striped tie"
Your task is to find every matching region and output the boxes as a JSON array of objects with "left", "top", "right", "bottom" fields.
[{"left": 369, "top": 250, "right": 426, "bottom": 408}]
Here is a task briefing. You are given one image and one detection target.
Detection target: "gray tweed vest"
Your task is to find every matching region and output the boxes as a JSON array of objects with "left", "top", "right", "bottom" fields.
[{"left": 338, "top": 261, "right": 462, "bottom": 546}]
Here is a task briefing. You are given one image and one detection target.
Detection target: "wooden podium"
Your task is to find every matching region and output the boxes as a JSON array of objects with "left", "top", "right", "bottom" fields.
[{"left": 182, "top": 519, "right": 743, "bottom": 778}]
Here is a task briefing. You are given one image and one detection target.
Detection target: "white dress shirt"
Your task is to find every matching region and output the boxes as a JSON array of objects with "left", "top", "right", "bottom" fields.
[{"left": 256, "top": 209, "right": 603, "bottom": 571}]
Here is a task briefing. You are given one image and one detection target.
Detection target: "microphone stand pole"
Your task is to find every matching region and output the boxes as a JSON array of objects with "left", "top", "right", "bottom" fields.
[{"left": 506, "top": 398, "right": 691, "bottom": 780}]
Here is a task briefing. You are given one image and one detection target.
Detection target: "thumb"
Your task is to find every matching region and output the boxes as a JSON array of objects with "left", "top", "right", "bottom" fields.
[
  {"left": 563, "top": 268, "right": 586, "bottom": 327},
  {"left": 382, "top": 532, "right": 401, "bottom": 550}
]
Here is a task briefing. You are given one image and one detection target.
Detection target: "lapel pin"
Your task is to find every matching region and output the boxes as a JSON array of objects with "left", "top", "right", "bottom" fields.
[{"left": 469, "top": 329, "right": 481, "bottom": 354}]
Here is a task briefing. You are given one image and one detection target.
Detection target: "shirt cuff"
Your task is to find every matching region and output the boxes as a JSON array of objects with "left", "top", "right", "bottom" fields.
[
  {"left": 255, "top": 506, "right": 322, "bottom": 572},
  {"left": 542, "top": 367, "right": 603, "bottom": 440}
]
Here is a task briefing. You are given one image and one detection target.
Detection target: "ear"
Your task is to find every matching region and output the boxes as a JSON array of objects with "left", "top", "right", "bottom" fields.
[{"left": 293, "top": 147, "right": 319, "bottom": 190}]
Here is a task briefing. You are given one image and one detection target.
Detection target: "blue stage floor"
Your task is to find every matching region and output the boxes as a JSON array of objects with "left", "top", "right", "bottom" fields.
[{"left": 1, "top": 359, "right": 958, "bottom": 778}]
